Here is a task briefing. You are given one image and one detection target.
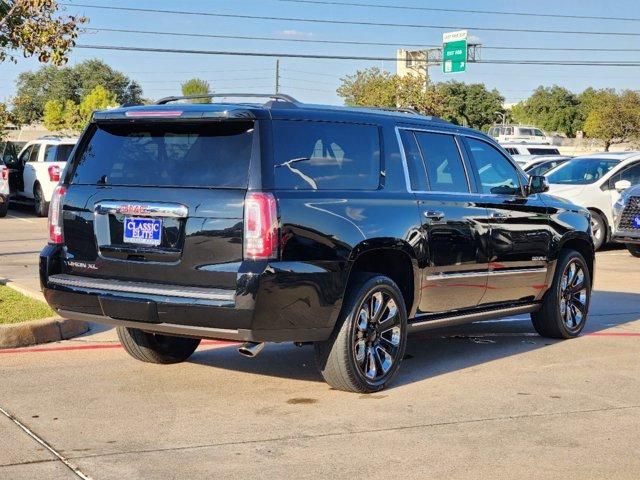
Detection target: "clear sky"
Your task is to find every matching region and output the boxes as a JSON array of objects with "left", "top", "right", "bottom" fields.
[{"left": 1, "top": 0, "right": 640, "bottom": 105}]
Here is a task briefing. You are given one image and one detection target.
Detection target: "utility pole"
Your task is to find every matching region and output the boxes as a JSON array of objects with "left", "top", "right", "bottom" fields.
[{"left": 275, "top": 59, "right": 280, "bottom": 94}]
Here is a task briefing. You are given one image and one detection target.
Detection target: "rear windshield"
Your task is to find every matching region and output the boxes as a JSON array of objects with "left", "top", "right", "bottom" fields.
[
  {"left": 70, "top": 121, "right": 254, "bottom": 188},
  {"left": 272, "top": 120, "right": 380, "bottom": 190},
  {"left": 527, "top": 148, "right": 560, "bottom": 155}
]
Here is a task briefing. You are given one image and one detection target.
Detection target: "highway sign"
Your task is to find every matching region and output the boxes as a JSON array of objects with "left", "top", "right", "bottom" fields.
[{"left": 443, "top": 30, "right": 468, "bottom": 74}]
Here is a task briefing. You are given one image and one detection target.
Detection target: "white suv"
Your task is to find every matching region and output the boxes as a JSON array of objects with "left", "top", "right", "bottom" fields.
[
  {"left": 545, "top": 152, "right": 640, "bottom": 250},
  {"left": 12, "top": 136, "right": 77, "bottom": 216},
  {"left": 489, "top": 125, "right": 549, "bottom": 144}
]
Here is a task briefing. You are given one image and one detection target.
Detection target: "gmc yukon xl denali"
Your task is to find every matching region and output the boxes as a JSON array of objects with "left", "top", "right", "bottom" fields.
[{"left": 40, "top": 94, "right": 595, "bottom": 393}]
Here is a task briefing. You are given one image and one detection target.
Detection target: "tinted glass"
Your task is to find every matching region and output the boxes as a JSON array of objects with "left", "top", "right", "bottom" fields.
[
  {"left": 534, "top": 129, "right": 545, "bottom": 137},
  {"left": 546, "top": 158, "right": 619, "bottom": 185},
  {"left": 518, "top": 128, "right": 535, "bottom": 136},
  {"left": 616, "top": 163, "right": 640, "bottom": 185},
  {"left": 44, "top": 144, "right": 75, "bottom": 163},
  {"left": 466, "top": 138, "right": 521, "bottom": 195},
  {"left": 272, "top": 120, "right": 380, "bottom": 190},
  {"left": 71, "top": 122, "right": 254, "bottom": 188},
  {"left": 28, "top": 144, "right": 40, "bottom": 163},
  {"left": 527, "top": 160, "right": 564, "bottom": 176},
  {"left": 505, "top": 147, "right": 518, "bottom": 155},
  {"left": 400, "top": 130, "right": 428, "bottom": 191},
  {"left": 415, "top": 132, "right": 468, "bottom": 193},
  {"left": 527, "top": 148, "right": 560, "bottom": 155}
]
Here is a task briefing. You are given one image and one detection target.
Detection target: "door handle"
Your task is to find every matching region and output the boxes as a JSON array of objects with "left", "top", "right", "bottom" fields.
[
  {"left": 490, "top": 212, "right": 508, "bottom": 221},
  {"left": 424, "top": 210, "right": 445, "bottom": 221}
]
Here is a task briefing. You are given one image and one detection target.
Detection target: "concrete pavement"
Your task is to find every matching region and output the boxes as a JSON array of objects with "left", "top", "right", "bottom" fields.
[{"left": 1, "top": 208, "right": 640, "bottom": 479}]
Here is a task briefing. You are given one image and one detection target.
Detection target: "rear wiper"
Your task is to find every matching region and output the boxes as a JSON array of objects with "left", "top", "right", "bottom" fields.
[{"left": 274, "top": 157, "right": 317, "bottom": 190}]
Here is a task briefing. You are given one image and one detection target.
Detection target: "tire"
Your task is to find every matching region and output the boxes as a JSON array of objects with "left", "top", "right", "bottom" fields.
[
  {"left": 0, "top": 200, "right": 7, "bottom": 218},
  {"left": 33, "top": 184, "right": 49, "bottom": 217},
  {"left": 627, "top": 244, "right": 640, "bottom": 258},
  {"left": 531, "top": 249, "right": 591, "bottom": 339},
  {"left": 117, "top": 326, "right": 201, "bottom": 364},
  {"left": 589, "top": 210, "right": 606, "bottom": 251},
  {"left": 314, "top": 274, "right": 408, "bottom": 393}
]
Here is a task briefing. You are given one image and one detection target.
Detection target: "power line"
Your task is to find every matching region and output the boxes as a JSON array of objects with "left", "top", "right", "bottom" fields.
[
  {"left": 272, "top": 0, "right": 640, "bottom": 23},
  {"left": 64, "top": 3, "right": 640, "bottom": 37},
  {"left": 85, "top": 27, "right": 640, "bottom": 53},
  {"left": 74, "top": 44, "right": 640, "bottom": 67}
]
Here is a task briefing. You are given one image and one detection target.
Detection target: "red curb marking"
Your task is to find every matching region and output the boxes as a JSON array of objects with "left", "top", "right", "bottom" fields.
[{"left": 0, "top": 339, "right": 238, "bottom": 355}]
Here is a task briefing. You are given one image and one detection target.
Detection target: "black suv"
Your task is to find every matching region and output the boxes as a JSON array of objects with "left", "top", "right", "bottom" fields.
[{"left": 40, "top": 94, "right": 594, "bottom": 393}]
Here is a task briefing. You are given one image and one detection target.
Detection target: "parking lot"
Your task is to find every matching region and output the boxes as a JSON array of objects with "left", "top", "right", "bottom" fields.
[{"left": 1, "top": 210, "right": 640, "bottom": 479}]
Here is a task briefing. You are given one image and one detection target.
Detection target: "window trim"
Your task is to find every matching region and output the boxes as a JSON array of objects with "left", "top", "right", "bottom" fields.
[{"left": 395, "top": 126, "right": 476, "bottom": 195}]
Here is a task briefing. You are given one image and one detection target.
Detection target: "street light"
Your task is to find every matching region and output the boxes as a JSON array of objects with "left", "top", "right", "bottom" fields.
[{"left": 495, "top": 111, "right": 507, "bottom": 126}]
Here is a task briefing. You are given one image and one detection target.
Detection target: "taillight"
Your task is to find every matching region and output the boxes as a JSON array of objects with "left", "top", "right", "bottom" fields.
[
  {"left": 48, "top": 185, "right": 67, "bottom": 244},
  {"left": 243, "top": 192, "right": 278, "bottom": 260},
  {"left": 48, "top": 165, "right": 61, "bottom": 182},
  {"left": 0, "top": 166, "right": 7, "bottom": 181}
]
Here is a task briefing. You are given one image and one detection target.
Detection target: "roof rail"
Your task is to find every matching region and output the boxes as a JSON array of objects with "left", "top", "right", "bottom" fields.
[
  {"left": 155, "top": 93, "right": 300, "bottom": 105},
  {"left": 369, "top": 107, "right": 421, "bottom": 115}
]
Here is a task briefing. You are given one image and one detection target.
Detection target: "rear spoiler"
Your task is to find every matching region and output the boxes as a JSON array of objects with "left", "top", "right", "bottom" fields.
[{"left": 92, "top": 109, "right": 257, "bottom": 122}]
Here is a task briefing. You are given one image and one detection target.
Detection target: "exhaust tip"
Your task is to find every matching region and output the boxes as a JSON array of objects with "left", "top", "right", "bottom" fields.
[{"left": 238, "top": 342, "right": 265, "bottom": 358}]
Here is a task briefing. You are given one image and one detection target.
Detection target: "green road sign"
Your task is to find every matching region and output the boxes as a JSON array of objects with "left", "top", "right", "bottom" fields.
[{"left": 443, "top": 30, "right": 468, "bottom": 74}]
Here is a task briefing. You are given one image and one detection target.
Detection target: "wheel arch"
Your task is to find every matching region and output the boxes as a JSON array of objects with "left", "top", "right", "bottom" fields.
[
  {"left": 558, "top": 233, "right": 595, "bottom": 284},
  {"left": 343, "top": 240, "right": 420, "bottom": 319}
]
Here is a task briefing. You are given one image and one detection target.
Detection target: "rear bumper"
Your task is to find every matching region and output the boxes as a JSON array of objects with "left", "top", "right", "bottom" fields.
[{"left": 40, "top": 246, "right": 344, "bottom": 343}]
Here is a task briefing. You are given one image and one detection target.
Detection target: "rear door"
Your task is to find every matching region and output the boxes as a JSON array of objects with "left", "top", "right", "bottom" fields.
[
  {"left": 22, "top": 143, "right": 41, "bottom": 198},
  {"left": 399, "top": 128, "right": 490, "bottom": 314},
  {"left": 62, "top": 119, "right": 257, "bottom": 291},
  {"left": 462, "top": 136, "right": 552, "bottom": 305}
]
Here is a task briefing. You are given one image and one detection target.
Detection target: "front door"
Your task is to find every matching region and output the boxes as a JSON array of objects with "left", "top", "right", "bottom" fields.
[
  {"left": 398, "top": 128, "right": 490, "bottom": 314},
  {"left": 462, "top": 136, "right": 552, "bottom": 305},
  {"left": 22, "top": 144, "right": 41, "bottom": 198}
]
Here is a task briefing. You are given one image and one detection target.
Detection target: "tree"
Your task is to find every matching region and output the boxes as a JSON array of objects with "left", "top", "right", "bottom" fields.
[
  {"left": 336, "top": 67, "right": 446, "bottom": 116},
  {"left": 77, "top": 85, "right": 116, "bottom": 127},
  {"left": 12, "top": 59, "right": 142, "bottom": 124},
  {"left": 583, "top": 90, "right": 640, "bottom": 151},
  {"left": 510, "top": 86, "right": 581, "bottom": 137},
  {"left": 0, "top": 102, "right": 12, "bottom": 141},
  {"left": 181, "top": 78, "right": 211, "bottom": 103},
  {"left": 42, "top": 98, "right": 65, "bottom": 131},
  {"left": 0, "top": 0, "right": 86, "bottom": 65},
  {"left": 436, "top": 81, "right": 504, "bottom": 131}
]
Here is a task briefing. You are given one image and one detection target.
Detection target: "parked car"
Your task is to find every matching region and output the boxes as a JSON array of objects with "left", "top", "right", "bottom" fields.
[
  {"left": 40, "top": 94, "right": 595, "bottom": 393},
  {"left": 501, "top": 143, "right": 561, "bottom": 156},
  {"left": 488, "top": 125, "right": 549, "bottom": 144},
  {"left": 612, "top": 183, "right": 640, "bottom": 257},
  {"left": 11, "top": 136, "right": 78, "bottom": 216},
  {"left": 545, "top": 152, "right": 640, "bottom": 250},
  {"left": 0, "top": 160, "right": 8, "bottom": 217},
  {"left": 512, "top": 154, "right": 572, "bottom": 173}
]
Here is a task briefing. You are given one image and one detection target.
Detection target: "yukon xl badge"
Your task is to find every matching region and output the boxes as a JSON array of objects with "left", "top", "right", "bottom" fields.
[{"left": 66, "top": 261, "right": 98, "bottom": 270}]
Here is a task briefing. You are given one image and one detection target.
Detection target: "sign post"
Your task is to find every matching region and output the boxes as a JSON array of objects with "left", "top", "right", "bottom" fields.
[{"left": 442, "top": 30, "right": 468, "bottom": 74}]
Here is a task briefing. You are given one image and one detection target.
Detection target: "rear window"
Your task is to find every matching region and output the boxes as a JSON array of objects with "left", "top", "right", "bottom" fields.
[
  {"left": 272, "top": 120, "right": 380, "bottom": 190},
  {"left": 527, "top": 148, "right": 560, "bottom": 155},
  {"left": 44, "top": 144, "right": 75, "bottom": 163},
  {"left": 71, "top": 122, "right": 254, "bottom": 188}
]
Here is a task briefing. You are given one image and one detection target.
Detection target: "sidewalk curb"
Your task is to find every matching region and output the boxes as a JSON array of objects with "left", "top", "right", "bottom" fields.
[{"left": 0, "top": 316, "right": 90, "bottom": 349}]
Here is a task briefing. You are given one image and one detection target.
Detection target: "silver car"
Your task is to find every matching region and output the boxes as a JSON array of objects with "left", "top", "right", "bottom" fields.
[{"left": 612, "top": 183, "right": 640, "bottom": 257}]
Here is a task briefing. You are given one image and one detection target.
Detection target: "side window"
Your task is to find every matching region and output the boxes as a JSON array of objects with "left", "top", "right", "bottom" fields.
[
  {"left": 272, "top": 120, "right": 380, "bottom": 190},
  {"left": 415, "top": 132, "right": 469, "bottom": 193},
  {"left": 18, "top": 145, "right": 32, "bottom": 165},
  {"left": 44, "top": 145, "right": 58, "bottom": 162},
  {"left": 618, "top": 163, "right": 640, "bottom": 185},
  {"left": 465, "top": 138, "right": 522, "bottom": 195},
  {"left": 28, "top": 144, "right": 40, "bottom": 163},
  {"left": 504, "top": 147, "right": 518, "bottom": 155},
  {"left": 399, "top": 130, "right": 428, "bottom": 191}
]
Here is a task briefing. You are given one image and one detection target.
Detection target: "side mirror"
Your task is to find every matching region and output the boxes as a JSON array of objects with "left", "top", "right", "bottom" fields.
[
  {"left": 528, "top": 175, "right": 549, "bottom": 195},
  {"left": 614, "top": 179, "right": 632, "bottom": 192}
]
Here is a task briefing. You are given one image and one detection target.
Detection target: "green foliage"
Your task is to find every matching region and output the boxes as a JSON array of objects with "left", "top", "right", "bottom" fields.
[
  {"left": 509, "top": 86, "right": 581, "bottom": 137},
  {"left": 0, "top": 0, "right": 86, "bottom": 65},
  {"left": 336, "top": 67, "right": 445, "bottom": 116},
  {"left": 0, "top": 102, "right": 12, "bottom": 140},
  {"left": 12, "top": 59, "right": 142, "bottom": 124},
  {"left": 435, "top": 81, "right": 505, "bottom": 131},
  {"left": 583, "top": 90, "right": 640, "bottom": 151},
  {"left": 181, "top": 78, "right": 212, "bottom": 103},
  {"left": 43, "top": 85, "right": 117, "bottom": 132}
]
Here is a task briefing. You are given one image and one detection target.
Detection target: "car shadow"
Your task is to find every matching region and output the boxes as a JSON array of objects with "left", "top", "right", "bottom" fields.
[{"left": 188, "top": 289, "right": 640, "bottom": 389}]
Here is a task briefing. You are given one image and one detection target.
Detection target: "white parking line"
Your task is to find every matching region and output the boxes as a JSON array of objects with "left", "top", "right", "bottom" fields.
[{"left": 7, "top": 214, "right": 35, "bottom": 224}]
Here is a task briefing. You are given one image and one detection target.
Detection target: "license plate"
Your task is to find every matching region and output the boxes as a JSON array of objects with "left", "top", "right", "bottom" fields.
[
  {"left": 123, "top": 217, "right": 162, "bottom": 246},
  {"left": 633, "top": 215, "right": 640, "bottom": 229}
]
